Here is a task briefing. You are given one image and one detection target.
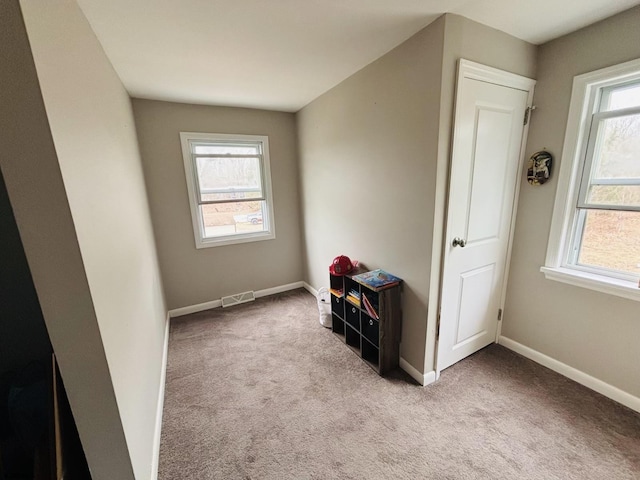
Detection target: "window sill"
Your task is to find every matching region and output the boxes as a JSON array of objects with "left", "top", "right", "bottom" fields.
[
  {"left": 540, "top": 266, "right": 640, "bottom": 302},
  {"left": 196, "top": 231, "right": 275, "bottom": 249}
]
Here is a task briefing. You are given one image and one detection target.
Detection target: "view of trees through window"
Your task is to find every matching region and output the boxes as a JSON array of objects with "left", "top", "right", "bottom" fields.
[
  {"left": 575, "top": 84, "right": 640, "bottom": 276},
  {"left": 194, "top": 148, "right": 265, "bottom": 237}
]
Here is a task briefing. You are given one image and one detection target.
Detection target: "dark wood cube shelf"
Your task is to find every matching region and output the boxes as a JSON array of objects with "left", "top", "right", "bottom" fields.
[{"left": 329, "top": 268, "right": 402, "bottom": 376}]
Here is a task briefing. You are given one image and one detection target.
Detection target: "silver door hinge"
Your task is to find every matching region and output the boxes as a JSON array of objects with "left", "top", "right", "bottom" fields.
[
  {"left": 524, "top": 106, "right": 536, "bottom": 126},
  {"left": 498, "top": 308, "right": 503, "bottom": 321}
]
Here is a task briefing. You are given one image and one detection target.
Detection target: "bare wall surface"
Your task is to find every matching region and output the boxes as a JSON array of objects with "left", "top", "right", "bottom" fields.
[
  {"left": 0, "top": 1, "right": 135, "bottom": 478},
  {"left": 297, "top": 17, "right": 446, "bottom": 374},
  {"left": 132, "top": 100, "right": 304, "bottom": 310},
  {"left": 503, "top": 6, "right": 640, "bottom": 398},
  {"left": 18, "top": 0, "right": 169, "bottom": 478}
]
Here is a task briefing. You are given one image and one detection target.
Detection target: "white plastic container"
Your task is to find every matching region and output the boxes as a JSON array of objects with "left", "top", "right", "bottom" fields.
[{"left": 317, "top": 287, "right": 332, "bottom": 328}]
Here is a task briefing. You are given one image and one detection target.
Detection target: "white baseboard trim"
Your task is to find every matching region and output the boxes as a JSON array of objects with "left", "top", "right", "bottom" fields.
[
  {"left": 423, "top": 370, "right": 437, "bottom": 386},
  {"left": 303, "top": 282, "right": 318, "bottom": 297},
  {"left": 151, "top": 313, "right": 170, "bottom": 479},
  {"left": 399, "top": 357, "right": 436, "bottom": 386},
  {"left": 498, "top": 336, "right": 640, "bottom": 414},
  {"left": 254, "top": 281, "right": 304, "bottom": 299},
  {"left": 168, "top": 299, "right": 222, "bottom": 317},
  {"left": 169, "top": 281, "right": 306, "bottom": 318}
]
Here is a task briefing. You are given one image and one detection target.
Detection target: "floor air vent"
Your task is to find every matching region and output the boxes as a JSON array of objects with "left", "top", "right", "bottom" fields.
[{"left": 221, "top": 291, "right": 256, "bottom": 308}]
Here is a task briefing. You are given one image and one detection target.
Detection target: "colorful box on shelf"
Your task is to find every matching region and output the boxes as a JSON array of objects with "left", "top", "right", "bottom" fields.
[{"left": 351, "top": 269, "right": 402, "bottom": 292}]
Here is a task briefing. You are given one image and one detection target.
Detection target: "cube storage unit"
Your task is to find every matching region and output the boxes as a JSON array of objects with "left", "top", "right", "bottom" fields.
[{"left": 329, "top": 268, "right": 402, "bottom": 375}]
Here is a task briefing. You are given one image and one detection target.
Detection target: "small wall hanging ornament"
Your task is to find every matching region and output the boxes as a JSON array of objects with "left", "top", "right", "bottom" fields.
[{"left": 527, "top": 150, "right": 553, "bottom": 186}]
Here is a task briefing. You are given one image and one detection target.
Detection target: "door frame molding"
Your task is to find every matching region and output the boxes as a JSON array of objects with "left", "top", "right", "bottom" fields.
[{"left": 432, "top": 59, "right": 536, "bottom": 378}]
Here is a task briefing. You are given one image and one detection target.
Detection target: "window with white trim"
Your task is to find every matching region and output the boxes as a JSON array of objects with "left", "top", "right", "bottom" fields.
[
  {"left": 542, "top": 59, "right": 640, "bottom": 301},
  {"left": 179, "top": 132, "right": 275, "bottom": 248}
]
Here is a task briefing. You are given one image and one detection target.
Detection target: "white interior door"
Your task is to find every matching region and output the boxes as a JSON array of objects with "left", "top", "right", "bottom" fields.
[{"left": 437, "top": 60, "right": 535, "bottom": 371}]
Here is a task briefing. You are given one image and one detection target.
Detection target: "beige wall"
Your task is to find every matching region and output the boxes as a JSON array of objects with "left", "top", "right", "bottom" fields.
[
  {"left": 503, "top": 6, "right": 640, "bottom": 397},
  {"left": 0, "top": 1, "right": 137, "bottom": 478},
  {"left": 16, "top": 1, "right": 169, "bottom": 478},
  {"left": 297, "top": 17, "right": 446, "bottom": 374},
  {"left": 132, "top": 99, "right": 304, "bottom": 310}
]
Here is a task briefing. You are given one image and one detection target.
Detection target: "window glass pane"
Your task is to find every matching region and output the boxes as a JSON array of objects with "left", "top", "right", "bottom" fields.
[
  {"left": 200, "top": 201, "right": 266, "bottom": 238},
  {"left": 591, "top": 113, "right": 640, "bottom": 180},
  {"left": 586, "top": 185, "right": 640, "bottom": 207},
  {"left": 576, "top": 209, "right": 640, "bottom": 276},
  {"left": 192, "top": 143, "right": 259, "bottom": 155},
  {"left": 195, "top": 157, "right": 263, "bottom": 202},
  {"left": 602, "top": 83, "right": 640, "bottom": 112}
]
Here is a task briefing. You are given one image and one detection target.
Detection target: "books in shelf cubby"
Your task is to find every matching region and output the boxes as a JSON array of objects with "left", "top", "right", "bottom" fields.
[{"left": 329, "top": 267, "right": 402, "bottom": 376}]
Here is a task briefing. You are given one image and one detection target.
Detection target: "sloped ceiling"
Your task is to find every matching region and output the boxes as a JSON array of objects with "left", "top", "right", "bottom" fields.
[{"left": 77, "top": 0, "right": 640, "bottom": 111}]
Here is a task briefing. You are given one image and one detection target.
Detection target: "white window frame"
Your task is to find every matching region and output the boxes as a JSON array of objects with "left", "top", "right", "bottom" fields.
[
  {"left": 180, "top": 132, "right": 276, "bottom": 248},
  {"left": 542, "top": 58, "right": 640, "bottom": 302}
]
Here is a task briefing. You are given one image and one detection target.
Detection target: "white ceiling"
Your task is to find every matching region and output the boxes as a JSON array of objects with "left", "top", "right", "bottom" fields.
[{"left": 76, "top": 0, "right": 640, "bottom": 112}]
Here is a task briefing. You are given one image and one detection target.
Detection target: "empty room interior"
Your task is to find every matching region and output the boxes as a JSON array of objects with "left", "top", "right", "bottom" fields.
[{"left": 1, "top": 0, "right": 640, "bottom": 478}]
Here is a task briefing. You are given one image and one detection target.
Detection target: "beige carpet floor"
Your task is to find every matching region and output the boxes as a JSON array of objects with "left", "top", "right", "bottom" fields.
[{"left": 158, "top": 289, "right": 640, "bottom": 479}]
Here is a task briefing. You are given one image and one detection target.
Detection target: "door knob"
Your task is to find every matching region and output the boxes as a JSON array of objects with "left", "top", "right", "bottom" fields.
[{"left": 452, "top": 237, "right": 467, "bottom": 248}]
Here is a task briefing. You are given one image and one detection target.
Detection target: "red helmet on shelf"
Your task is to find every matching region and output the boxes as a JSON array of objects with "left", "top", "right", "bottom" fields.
[{"left": 329, "top": 255, "right": 353, "bottom": 276}]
